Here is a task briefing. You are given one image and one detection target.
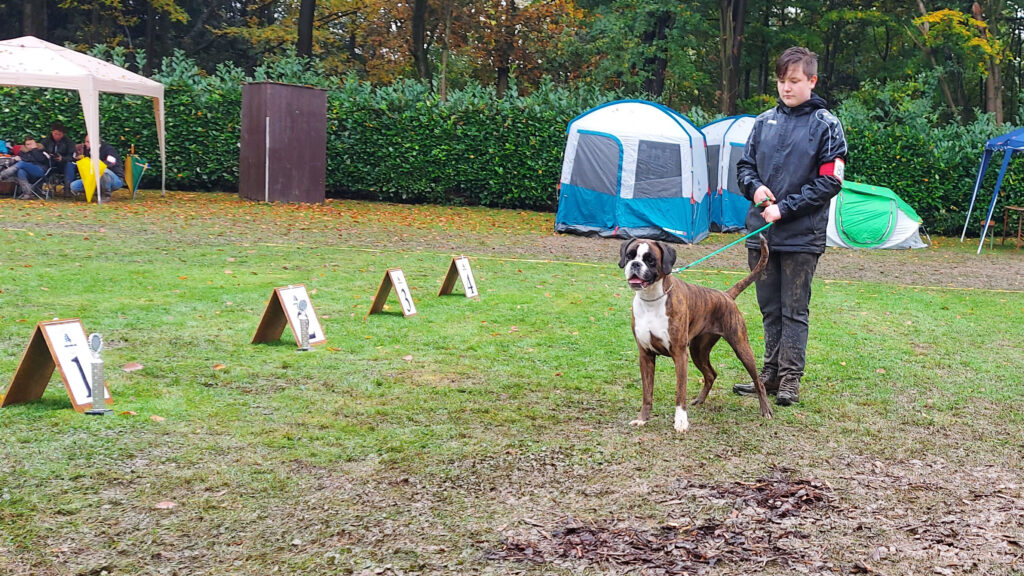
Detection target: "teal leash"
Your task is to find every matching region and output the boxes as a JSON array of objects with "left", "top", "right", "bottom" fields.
[{"left": 674, "top": 222, "right": 773, "bottom": 273}]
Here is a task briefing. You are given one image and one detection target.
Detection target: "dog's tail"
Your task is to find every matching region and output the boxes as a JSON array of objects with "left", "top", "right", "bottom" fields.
[{"left": 726, "top": 235, "right": 769, "bottom": 300}]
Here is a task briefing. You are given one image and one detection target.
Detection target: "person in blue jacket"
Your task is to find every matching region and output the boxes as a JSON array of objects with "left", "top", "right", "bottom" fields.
[{"left": 732, "top": 46, "right": 849, "bottom": 406}]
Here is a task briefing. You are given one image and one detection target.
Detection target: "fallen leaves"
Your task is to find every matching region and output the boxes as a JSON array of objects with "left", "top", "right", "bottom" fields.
[
  {"left": 122, "top": 362, "right": 144, "bottom": 372},
  {"left": 154, "top": 501, "right": 177, "bottom": 510}
]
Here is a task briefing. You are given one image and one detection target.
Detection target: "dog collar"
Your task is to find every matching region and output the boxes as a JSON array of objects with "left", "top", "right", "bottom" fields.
[{"left": 637, "top": 279, "right": 673, "bottom": 302}]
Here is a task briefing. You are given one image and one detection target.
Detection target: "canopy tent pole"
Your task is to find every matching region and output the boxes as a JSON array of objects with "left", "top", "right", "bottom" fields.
[
  {"left": 153, "top": 96, "right": 166, "bottom": 195},
  {"left": 961, "top": 149, "right": 993, "bottom": 242},
  {"left": 976, "top": 150, "right": 1013, "bottom": 254},
  {"left": 79, "top": 83, "right": 104, "bottom": 205}
]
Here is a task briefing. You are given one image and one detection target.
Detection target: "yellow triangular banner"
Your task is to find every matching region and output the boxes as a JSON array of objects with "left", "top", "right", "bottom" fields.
[{"left": 76, "top": 157, "right": 107, "bottom": 203}]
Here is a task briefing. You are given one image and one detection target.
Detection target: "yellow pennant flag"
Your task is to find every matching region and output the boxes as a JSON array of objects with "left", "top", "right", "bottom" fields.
[{"left": 76, "top": 157, "right": 107, "bottom": 203}]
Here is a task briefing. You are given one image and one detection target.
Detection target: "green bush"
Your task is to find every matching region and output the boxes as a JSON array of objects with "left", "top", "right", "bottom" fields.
[
  {"left": 836, "top": 73, "right": 1019, "bottom": 236},
  {"left": 0, "top": 52, "right": 1014, "bottom": 235}
]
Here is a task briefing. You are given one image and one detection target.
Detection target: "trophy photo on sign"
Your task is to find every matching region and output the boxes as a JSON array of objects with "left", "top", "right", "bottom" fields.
[
  {"left": 85, "top": 333, "right": 112, "bottom": 415},
  {"left": 296, "top": 299, "right": 311, "bottom": 352}
]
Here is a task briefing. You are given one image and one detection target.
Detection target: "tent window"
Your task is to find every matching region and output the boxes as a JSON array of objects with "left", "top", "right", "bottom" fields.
[
  {"left": 570, "top": 132, "right": 620, "bottom": 196},
  {"left": 634, "top": 140, "right": 682, "bottom": 198},
  {"left": 707, "top": 144, "right": 720, "bottom": 193},
  {"left": 726, "top": 145, "right": 743, "bottom": 193}
]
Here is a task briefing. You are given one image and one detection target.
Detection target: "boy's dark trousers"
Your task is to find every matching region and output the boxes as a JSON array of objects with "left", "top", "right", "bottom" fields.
[{"left": 747, "top": 249, "right": 820, "bottom": 380}]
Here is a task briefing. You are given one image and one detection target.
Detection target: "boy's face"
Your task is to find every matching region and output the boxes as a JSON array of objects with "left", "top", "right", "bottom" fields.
[{"left": 776, "top": 63, "right": 817, "bottom": 107}]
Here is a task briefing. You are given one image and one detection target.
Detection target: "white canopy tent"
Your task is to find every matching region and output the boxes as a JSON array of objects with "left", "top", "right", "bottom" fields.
[{"left": 0, "top": 36, "right": 166, "bottom": 203}]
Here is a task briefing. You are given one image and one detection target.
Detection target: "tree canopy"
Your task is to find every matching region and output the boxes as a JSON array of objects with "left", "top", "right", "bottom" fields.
[{"left": 2, "top": 0, "right": 1021, "bottom": 120}]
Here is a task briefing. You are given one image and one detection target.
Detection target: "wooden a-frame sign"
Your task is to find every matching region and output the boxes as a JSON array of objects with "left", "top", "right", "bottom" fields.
[
  {"left": 367, "top": 268, "right": 417, "bottom": 318},
  {"left": 252, "top": 284, "right": 326, "bottom": 347},
  {"left": 1, "top": 319, "right": 112, "bottom": 413},
  {"left": 438, "top": 256, "right": 479, "bottom": 298}
]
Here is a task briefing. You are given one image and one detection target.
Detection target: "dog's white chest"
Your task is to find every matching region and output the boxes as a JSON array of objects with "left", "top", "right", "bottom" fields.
[{"left": 632, "top": 295, "right": 670, "bottom": 352}]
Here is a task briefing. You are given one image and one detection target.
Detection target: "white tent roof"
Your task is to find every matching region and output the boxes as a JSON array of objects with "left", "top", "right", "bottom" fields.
[{"left": 0, "top": 36, "right": 166, "bottom": 202}]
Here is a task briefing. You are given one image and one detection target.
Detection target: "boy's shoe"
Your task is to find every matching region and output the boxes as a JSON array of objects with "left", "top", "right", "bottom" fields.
[
  {"left": 775, "top": 375, "right": 801, "bottom": 406},
  {"left": 733, "top": 368, "right": 779, "bottom": 396}
]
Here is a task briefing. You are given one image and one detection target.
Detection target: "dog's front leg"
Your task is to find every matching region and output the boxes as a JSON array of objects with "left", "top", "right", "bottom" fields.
[
  {"left": 631, "top": 350, "right": 656, "bottom": 427},
  {"left": 672, "top": 349, "right": 690, "bottom": 432}
]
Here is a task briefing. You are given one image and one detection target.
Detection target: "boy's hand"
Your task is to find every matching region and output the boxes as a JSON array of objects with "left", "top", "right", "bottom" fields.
[
  {"left": 761, "top": 204, "right": 781, "bottom": 223},
  {"left": 753, "top": 186, "right": 775, "bottom": 206}
]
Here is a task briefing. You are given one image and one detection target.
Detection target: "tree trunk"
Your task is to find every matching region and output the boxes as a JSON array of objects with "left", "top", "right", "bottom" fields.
[
  {"left": 21, "top": 0, "right": 46, "bottom": 37},
  {"left": 439, "top": 0, "right": 453, "bottom": 102},
  {"left": 411, "top": 0, "right": 432, "bottom": 85},
  {"left": 758, "top": 0, "right": 770, "bottom": 95},
  {"left": 297, "top": 0, "right": 316, "bottom": 57},
  {"left": 719, "top": 0, "right": 746, "bottom": 114},
  {"left": 144, "top": 0, "right": 156, "bottom": 75},
  {"left": 641, "top": 10, "right": 672, "bottom": 97},
  {"left": 495, "top": 0, "right": 518, "bottom": 98},
  {"left": 974, "top": 1, "right": 1004, "bottom": 124},
  {"left": 914, "top": 0, "right": 961, "bottom": 119}
]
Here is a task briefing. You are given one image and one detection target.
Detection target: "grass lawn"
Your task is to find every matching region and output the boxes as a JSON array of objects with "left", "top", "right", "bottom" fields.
[{"left": 1, "top": 192, "right": 1023, "bottom": 575}]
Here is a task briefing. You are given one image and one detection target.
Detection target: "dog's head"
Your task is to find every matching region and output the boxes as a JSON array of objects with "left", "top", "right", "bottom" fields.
[{"left": 618, "top": 239, "right": 677, "bottom": 290}]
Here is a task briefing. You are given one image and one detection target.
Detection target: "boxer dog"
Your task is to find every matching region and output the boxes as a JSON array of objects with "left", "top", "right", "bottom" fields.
[{"left": 618, "top": 236, "right": 773, "bottom": 431}]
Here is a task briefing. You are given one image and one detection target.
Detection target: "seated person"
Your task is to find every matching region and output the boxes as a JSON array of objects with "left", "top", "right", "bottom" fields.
[
  {"left": 42, "top": 121, "right": 77, "bottom": 192},
  {"left": 0, "top": 137, "right": 51, "bottom": 200},
  {"left": 70, "top": 135, "right": 125, "bottom": 200}
]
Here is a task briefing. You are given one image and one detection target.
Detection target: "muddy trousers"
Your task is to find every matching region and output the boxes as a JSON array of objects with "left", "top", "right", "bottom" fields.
[{"left": 747, "top": 249, "right": 820, "bottom": 381}]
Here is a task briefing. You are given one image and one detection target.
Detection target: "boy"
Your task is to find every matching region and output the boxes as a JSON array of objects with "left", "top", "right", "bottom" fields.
[
  {"left": 0, "top": 137, "right": 51, "bottom": 199},
  {"left": 70, "top": 135, "right": 125, "bottom": 200},
  {"left": 732, "top": 47, "right": 848, "bottom": 406},
  {"left": 42, "top": 121, "right": 77, "bottom": 193}
]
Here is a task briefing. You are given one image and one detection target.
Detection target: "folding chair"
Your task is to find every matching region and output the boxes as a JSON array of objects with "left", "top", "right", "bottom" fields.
[{"left": 26, "top": 163, "right": 59, "bottom": 200}]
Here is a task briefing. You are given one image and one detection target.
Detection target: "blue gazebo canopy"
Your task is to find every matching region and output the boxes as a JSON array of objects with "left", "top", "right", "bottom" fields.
[{"left": 961, "top": 127, "right": 1024, "bottom": 252}]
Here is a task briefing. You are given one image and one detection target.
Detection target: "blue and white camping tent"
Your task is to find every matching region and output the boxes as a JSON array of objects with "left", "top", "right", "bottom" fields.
[
  {"left": 702, "top": 115, "right": 755, "bottom": 232},
  {"left": 961, "top": 126, "right": 1024, "bottom": 253},
  {"left": 555, "top": 100, "right": 710, "bottom": 243}
]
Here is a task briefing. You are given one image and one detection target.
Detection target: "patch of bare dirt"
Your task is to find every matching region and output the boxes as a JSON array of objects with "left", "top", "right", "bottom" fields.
[
  {"left": 475, "top": 456, "right": 1024, "bottom": 576},
  {"left": 488, "top": 468, "right": 837, "bottom": 574},
  {"left": 448, "top": 233, "right": 1024, "bottom": 293}
]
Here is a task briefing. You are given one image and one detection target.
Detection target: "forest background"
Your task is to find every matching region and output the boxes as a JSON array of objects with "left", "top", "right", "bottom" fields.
[{"left": 1, "top": 0, "right": 1023, "bottom": 235}]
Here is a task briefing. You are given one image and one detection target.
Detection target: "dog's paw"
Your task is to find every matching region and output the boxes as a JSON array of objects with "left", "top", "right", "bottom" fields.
[
  {"left": 629, "top": 418, "right": 648, "bottom": 427},
  {"left": 673, "top": 407, "right": 689, "bottom": 432}
]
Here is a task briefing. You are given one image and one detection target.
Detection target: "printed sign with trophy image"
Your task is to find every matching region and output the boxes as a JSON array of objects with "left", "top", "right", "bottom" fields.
[
  {"left": 252, "top": 284, "right": 326, "bottom": 348},
  {"left": 1, "top": 319, "right": 112, "bottom": 412}
]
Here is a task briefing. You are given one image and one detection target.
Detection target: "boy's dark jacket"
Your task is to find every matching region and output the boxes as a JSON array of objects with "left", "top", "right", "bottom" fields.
[
  {"left": 18, "top": 147, "right": 50, "bottom": 169},
  {"left": 80, "top": 141, "right": 125, "bottom": 180},
  {"left": 737, "top": 93, "right": 848, "bottom": 253}
]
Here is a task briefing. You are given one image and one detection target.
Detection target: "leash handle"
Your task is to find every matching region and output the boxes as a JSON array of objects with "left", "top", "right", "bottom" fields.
[{"left": 674, "top": 222, "right": 773, "bottom": 273}]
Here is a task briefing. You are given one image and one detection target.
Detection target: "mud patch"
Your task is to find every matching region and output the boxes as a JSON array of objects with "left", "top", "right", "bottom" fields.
[{"left": 488, "top": 468, "right": 838, "bottom": 574}]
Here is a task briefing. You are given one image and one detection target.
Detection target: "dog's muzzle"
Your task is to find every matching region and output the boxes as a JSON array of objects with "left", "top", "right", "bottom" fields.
[{"left": 626, "top": 260, "right": 656, "bottom": 290}]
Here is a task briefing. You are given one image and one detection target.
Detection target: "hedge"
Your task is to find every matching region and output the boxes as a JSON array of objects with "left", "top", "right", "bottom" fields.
[{"left": 0, "top": 52, "right": 1016, "bottom": 235}]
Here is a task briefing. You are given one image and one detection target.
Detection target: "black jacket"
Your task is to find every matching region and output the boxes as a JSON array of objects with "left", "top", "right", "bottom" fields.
[
  {"left": 737, "top": 93, "right": 848, "bottom": 253},
  {"left": 42, "top": 135, "right": 76, "bottom": 165},
  {"left": 18, "top": 147, "right": 51, "bottom": 170},
  {"left": 80, "top": 142, "right": 125, "bottom": 180}
]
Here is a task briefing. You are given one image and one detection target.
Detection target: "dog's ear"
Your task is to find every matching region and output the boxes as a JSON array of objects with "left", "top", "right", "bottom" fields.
[
  {"left": 618, "top": 239, "right": 633, "bottom": 268},
  {"left": 657, "top": 241, "right": 677, "bottom": 275}
]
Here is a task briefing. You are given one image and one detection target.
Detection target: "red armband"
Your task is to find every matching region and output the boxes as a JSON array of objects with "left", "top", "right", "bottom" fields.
[{"left": 819, "top": 157, "right": 845, "bottom": 183}]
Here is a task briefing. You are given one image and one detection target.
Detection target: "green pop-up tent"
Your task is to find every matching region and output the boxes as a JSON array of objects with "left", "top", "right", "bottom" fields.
[{"left": 826, "top": 181, "right": 928, "bottom": 249}]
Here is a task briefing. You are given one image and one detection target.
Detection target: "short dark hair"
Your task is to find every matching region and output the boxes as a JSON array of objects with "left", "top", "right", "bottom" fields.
[
  {"left": 50, "top": 121, "right": 66, "bottom": 132},
  {"left": 776, "top": 47, "right": 817, "bottom": 79}
]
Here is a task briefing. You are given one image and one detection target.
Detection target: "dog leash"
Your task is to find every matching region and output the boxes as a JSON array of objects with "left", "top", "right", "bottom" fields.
[{"left": 674, "top": 220, "right": 774, "bottom": 273}]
